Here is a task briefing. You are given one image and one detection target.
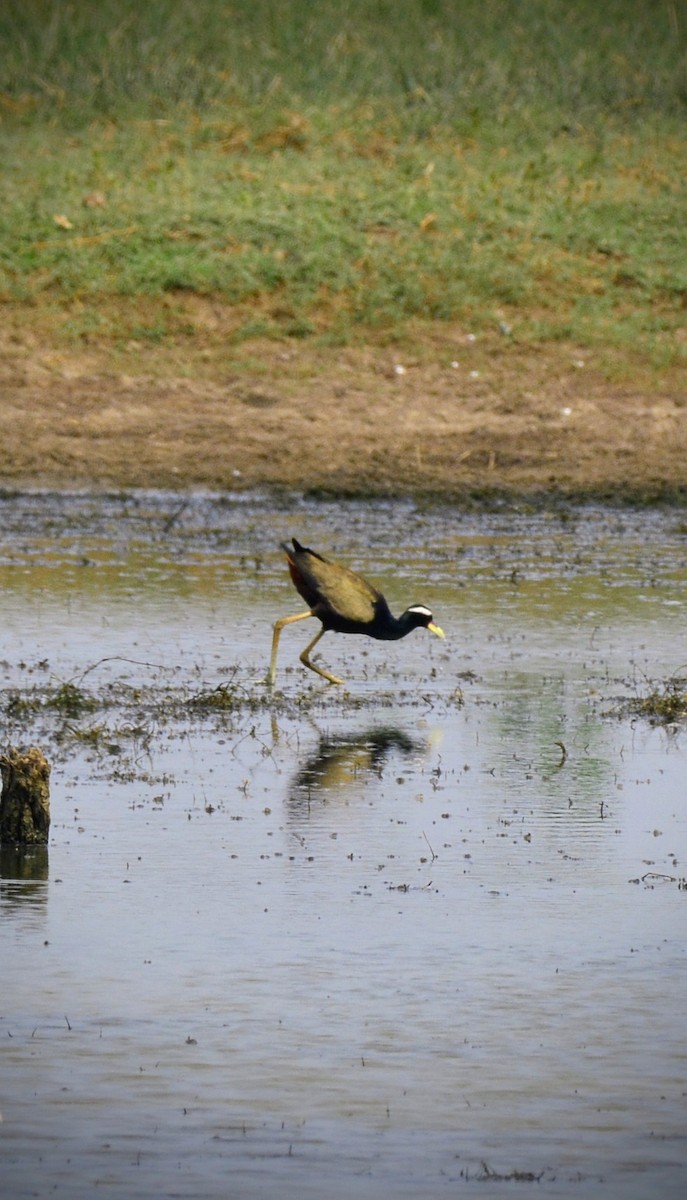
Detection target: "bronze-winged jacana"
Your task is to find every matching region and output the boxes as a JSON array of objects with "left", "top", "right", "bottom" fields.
[{"left": 267, "top": 538, "right": 444, "bottom": 686}]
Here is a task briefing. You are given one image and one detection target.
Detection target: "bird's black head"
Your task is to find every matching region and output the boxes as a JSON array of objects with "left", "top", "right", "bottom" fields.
[{"left": 400, "top": 605, "right": 445, "bottom": 639}]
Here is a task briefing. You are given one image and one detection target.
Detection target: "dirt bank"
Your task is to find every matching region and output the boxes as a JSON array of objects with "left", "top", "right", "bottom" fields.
[{"left": 2, "top": 309, "right": 685, "bottom": 501}]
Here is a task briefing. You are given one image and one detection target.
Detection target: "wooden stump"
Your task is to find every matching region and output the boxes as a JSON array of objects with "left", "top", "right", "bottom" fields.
[{"left": 0, "top": 747, "right": 51, "bottom": 845}]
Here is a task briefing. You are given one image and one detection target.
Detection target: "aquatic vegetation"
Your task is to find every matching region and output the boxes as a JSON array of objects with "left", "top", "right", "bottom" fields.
[
  {"left": 5, "top": 690, "right": 41, "bottom": 718},
  {"left": 46, "top": 682, "right": 98, "bottom": 718},
  {"left": 187, "top": 680, "right": 261, "bottom": 714},
  {"left": 627, "top": 677, "right": 687, "bottom": 724}
]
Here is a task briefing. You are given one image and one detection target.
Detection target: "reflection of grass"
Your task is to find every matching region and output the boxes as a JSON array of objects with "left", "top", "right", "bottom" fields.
[{"left": 0, "top": 1, "right": 685, "bottom": 370}]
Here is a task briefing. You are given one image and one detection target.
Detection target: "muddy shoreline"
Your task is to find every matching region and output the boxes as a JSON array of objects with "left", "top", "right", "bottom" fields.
[{"left": 2, "top": 318, "right": 686, "bottom": 503}]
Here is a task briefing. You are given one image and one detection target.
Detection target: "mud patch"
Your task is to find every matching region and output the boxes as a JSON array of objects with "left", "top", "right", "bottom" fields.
[{"left": 1, "top": 310, "right": 686, "bottom": 499}]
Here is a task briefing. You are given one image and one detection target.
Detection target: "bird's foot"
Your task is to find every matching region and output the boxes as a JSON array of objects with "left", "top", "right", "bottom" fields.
[{"left": 301, "top": 656, "right": 344, "bottom": 686}]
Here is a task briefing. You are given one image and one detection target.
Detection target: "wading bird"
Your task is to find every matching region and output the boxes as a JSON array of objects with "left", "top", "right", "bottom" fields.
[{"left": 267, "top": 538, "right": 444, "bottom": 687}]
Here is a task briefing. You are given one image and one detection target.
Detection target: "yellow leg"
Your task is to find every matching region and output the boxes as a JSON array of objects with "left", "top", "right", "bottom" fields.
[
  {"left": 267, "top": 611, "right": 313, "bottom": 686},
  {"left": 300, "top": 627, "right": 344, "bottom": 686}
]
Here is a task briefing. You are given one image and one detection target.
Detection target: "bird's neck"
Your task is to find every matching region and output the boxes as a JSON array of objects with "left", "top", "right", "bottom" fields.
[{"left": 372, "top": 607, "right": 415, "bottom": 641}]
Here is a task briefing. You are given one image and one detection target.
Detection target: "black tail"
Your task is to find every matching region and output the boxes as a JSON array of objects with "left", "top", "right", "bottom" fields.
[{"left": 282, "top": 537, "right": 325, "bottom": 562}]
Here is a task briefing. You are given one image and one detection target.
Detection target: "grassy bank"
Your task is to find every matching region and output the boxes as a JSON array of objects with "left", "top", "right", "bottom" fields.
[
  {"left": 1, "top": 1, "right": 686, "bottom": 372},
  {"left": 2, "top": 0, "right": 685, "bottom": 122}
]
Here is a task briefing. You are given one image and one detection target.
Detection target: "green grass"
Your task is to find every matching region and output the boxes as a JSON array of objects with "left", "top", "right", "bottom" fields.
[
  {"left": 1, "top": 0, "right": 686, "bottom": 363},
  {"left": 2, "top": 0, "right": 685, "bottom": 122}
]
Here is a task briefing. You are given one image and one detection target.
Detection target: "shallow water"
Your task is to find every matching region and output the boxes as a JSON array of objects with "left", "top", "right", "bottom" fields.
[{"left": 1, "top": 492, "right": 686, "bottom": 1199}]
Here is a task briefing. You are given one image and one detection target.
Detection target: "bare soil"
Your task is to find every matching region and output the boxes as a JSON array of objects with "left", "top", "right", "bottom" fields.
[{"left": 2, "top": 302, "right": 685, "bottom": 501}]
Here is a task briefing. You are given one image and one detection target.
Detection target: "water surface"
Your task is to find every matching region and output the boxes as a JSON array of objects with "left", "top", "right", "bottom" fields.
[{"left": 1, "top": 493, "right": 686, "bottom": 1198}]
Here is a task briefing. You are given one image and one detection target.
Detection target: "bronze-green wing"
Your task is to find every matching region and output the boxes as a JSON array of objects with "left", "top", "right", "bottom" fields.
[{"left": 284, "top": 540, "right": 381, "bottom": 625}]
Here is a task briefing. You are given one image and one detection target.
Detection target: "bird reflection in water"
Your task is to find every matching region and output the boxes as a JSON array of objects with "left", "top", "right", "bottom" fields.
[{"left": 288, "top": 725, "right": 426, "bottom": 808}]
